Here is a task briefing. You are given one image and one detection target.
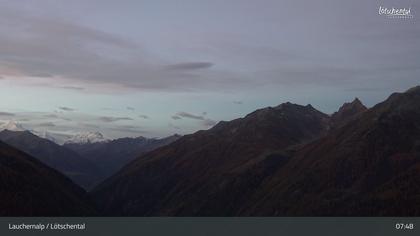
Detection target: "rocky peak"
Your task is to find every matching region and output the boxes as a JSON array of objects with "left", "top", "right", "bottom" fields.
[{"left": 330, "top": 98, "right": 367, "bottom": 128}]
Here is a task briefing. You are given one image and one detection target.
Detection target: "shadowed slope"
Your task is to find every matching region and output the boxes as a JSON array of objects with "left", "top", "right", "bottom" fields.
[
  {"left": 92, "top": 103, "right": 329, "bottom": 216},
  {"left": 243, "top": 86, "right": 420, "bottom": 216},
  {"left": 0, "top": 141, "right": 97, "bottom": 216},
  {"left": 64, "top": 134, "right": 181, "bottom": 182},
  {"left": 0, "top": 130, "right": 102, "bottom": 189}
]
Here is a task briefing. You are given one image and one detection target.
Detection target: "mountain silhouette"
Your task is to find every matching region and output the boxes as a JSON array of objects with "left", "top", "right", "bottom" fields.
[
  {"left": 92, "top": 103, "right": 330, "bottom": 215},
  {"left": 2, "top": 86, "right": 419, "bottom": 216},
  {"left": 92, "top": 86, "right": 420, "bottom": 216},
  {"left": 0, "top": 140, "right": 96, "bottom": 216},
  {"left": 241, "top": 86, "right": 420, "bottom": 216},
  {"left": 330, "top": 97, "right": 367, "bottom": 128},
  {"left": 0, "top": 130, "right": 102, "bottom": 189}
]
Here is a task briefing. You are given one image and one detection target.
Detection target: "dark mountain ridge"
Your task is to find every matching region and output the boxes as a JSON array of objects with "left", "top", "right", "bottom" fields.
[
  {"left": 0, "top": 130, "right": 102, "bottom": 189},
  {"left": 0, "top": 140, "right": 96, "bottom": 216},
  {"left": 3, "top": 86, "right": 417, "bottom": 216},
  {"left": 241, "top": 86, "right": 420, "bottom": 216},
  {"left": 92, "top": 86, "right": 420, "bottom": 216},
  {"left": 92, "top": 102, "right": 330, "bottom": 215},
  {"left": 330, "top": 97, "right": 367, "bottom": 128}
]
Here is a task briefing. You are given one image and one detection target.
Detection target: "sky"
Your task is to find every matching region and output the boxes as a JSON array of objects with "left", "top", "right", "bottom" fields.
[{"left": 0, "top": 0, "right": 419, "bottom": 140}]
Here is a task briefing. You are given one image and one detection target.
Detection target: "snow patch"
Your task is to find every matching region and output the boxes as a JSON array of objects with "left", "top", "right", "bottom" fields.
[{"left": 65, "top": 131, "right": 109, "bottom": 144}]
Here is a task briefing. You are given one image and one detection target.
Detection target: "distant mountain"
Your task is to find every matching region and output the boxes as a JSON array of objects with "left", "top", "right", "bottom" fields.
[
  {"left": 241, "top": 86, "right": 420, "bottom": 216},
  {"left": 0, "top": 130, "right": 102, "bottom": 189},
  {"left": 0, "top": 121, "right": 71, "bottom": 145},
  {"left": 0, "top": 120, "right": 25, "bottom": 131},
  {"left": 0, "top": 140, "right": 96, "bottom": 216},
  {"left": 65, "top": 134, "right": 181, "bottom": 182},
  {"left": 92, "top": 103, "right": 330, "bottom": 215},
  {"left": 65, "top": 131, "right": 109, "bottom": 144},
  {"left": 330, "top": 98, "right": 367, "bottom": 128},
  {"left": 31, "top": 130, "right": 78, "bottom": 145}
]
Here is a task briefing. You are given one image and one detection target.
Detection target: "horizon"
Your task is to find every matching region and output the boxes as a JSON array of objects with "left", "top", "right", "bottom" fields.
[
  {"left": 0, "top": 0, "right": 419, "bottom": 139},
  {"left": 1, "top": 85, "right": 417, "bottom": 143}
]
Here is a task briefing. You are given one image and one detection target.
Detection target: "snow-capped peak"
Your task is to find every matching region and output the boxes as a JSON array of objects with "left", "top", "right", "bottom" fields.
[
  {"left": 0, "top": 120, "right": 26, "bottom": 132},
  {"left": 65, "top": 131, "right": 109, "bottom": 144}
]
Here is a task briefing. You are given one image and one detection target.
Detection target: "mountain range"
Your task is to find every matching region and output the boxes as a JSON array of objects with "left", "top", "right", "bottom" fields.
[
  {"left": 1, "top": 86, "right": 419, "bottom": 216},
  {"left": 92, "top": 86, "right": 420, "bottom": 216},
  {"left": 241, "top": 86, "right": 420, "bottom": 216},
  {"left": 65, "top": 131, "right": 110, "bottom": 144},
  {"left": 0, "top": 130, "right": 103, "bottom": 189},
  {"left": 92, "top": 102, "right": 331, "bottom": 215},
  {"left": 64, "top": 134, "right": 181, "bottom": 183},
  {"left": 0, "top": 125, "right": 181, "bottom": 189}
]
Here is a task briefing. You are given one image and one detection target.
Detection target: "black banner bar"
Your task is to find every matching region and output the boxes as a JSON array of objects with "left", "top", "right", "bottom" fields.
[{"left": 0, "top": 217, "right": 419, "bottom": 236}]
